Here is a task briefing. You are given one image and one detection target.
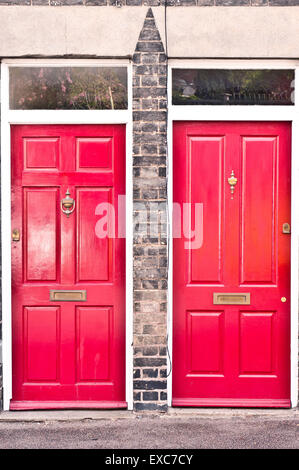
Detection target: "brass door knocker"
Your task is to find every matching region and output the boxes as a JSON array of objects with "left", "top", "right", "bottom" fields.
[
  {"left": 228, "top": 170, "right": 238, "bottom": 199},
  {"left": 61, "top": 189, "right": 75, "bottom": 217}
]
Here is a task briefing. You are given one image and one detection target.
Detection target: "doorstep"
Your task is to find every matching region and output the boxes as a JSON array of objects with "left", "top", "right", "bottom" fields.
[
  {"left": 0, "top": 410, "right": 133, "bottom": 423},
  {"left": 0, "top": 407, "right": 298, "bottom": 423},
  {"left": 166, "top": 407, "right": 299, "bottom": 420}
]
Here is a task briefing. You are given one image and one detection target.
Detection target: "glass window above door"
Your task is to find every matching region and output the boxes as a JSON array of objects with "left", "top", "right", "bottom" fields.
[
  {"left": 172, "top": 69, "right": 295, "bottom": 106},
  {"left": 9, "top": 66, "right": 128, "bottom": 110}
]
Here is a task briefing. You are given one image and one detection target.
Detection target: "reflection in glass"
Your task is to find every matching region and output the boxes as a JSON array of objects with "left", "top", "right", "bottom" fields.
[
  {"left": 172, "top": 69, "right": 295, "bottom": 106},
  {"left": 9, "top": 67, "right": 128, "bottom": 110}
]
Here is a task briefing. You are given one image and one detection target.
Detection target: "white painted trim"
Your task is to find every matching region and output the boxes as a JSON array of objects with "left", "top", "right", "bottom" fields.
[
  {"left": 166, "top": 66, "right": 173, "bottom": 407},
  {"left": 4, "top": 59, "right": 130, "bottom": 66},
  {"left": 125, "top": 62, "right": 134, "bottom": 411},
  {"left": 1, "top": 58, "right": 133, "bottom": 411},
  {"left": 290, "top": 67, "right": 299, "bottom": 409},
  {"left": 170, "top": 106, "right": 296, "bottom": 122},
  {"left": 7, "top": 110, "right": 130, "bottom": 125},
  {"left": 170, "top": 59, "right": 299, "bottom": 69},
  {"left": 168, "top": 59, "right": 299, "bottom": 409},
  {"left": 1, "top": 61, "right": 12, "bottom": 411}
]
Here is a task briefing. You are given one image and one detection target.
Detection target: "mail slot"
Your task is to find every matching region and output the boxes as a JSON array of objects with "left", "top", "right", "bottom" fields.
[
  {"left": 50, "top": 290, "right": 87, "bottom": 302},
  {"left": 213, "top": 293, "right": 250, "bottom": 305}
]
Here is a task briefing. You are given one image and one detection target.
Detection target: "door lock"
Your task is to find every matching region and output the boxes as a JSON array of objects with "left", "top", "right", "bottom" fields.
[
  {"left": 12, "top": 229, "right": 20, "bottom": 242},
  {"left": 282, "top": 223, "right": 291, "bottom": 234}
]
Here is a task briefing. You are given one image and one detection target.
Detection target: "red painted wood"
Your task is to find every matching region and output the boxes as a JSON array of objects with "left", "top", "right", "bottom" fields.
[
  {"left": 172, "top": 398, "right": 291, "bottom": 408},
  {"left": 76, "top": 137, "right": 112, "bottom": 170},
  {"left": 10, "top": 401, "right": 128, "bottom": 410},
  {"left": 25, "top": 307, "right": 60, "bottom": 382},
  {"left": 77, "top": 188, "right": 110, "bottom": 281},
  {"left": 189, "top": 136, "right": 224, "bottom": 284},
  {"left": 25, "top": 188, "right": 58, "bottom": 281},
  {"left": 173, "top": 121, "right": 291, "bottom": 407},
  {"left": 11, "top": 124, "right": 126, "bottom": 409},
  {"left": 24, "top": 137, "right": 59, "bottom": 169},
  {"left": 76, "top": 307, "right": 111, "bottom": 381}
]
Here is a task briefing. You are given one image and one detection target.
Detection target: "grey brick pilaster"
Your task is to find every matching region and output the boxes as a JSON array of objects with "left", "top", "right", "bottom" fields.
[{"left": 132, "top": 8, "right": 168, "bottom": 412}]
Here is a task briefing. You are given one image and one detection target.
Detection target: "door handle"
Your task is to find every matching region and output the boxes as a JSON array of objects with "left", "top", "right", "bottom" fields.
[{"left": 282, "top": 223, "right": 291, "bottom": 234}]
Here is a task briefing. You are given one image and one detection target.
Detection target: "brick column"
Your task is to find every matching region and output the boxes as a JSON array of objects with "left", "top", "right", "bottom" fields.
[{"left": 132, "top": 8, "right": 168, "bottom": 412}]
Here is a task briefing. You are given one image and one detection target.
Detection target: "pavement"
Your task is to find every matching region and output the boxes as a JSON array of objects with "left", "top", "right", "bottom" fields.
[{"left": 0, "top": 408, "right": 298, "bottom": 449}]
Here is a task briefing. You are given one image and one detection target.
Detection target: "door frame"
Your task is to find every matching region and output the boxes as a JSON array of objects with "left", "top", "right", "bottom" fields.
[
  {"left": 167, "top": 59, "right": 299, "bottom": 408},
  {"left": 1, "top": 58, "right": 134, "bottom": 410}
]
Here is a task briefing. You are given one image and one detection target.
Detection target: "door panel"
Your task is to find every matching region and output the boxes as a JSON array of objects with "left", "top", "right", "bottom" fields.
[
  {"left": 187, "top": 311, "right": 224, "bottom": 375},
  {"left": 76, "top": 188, "right": 111, "bottom": 282},
  {"left": 239, "top": 311, "right": 274, "bottom": 375},
  {"left": 76, "top": 137, "right": 112, "bottom": 170},
  {"left": 25, "top": 306, "right": 60, "bottom": 382},
  {"left": 75, "top": 306, "right": 111, "bottom": 382},
  {"left": 11, "top": 124, "right": 126, "bottom": 409},
  {"left": 25, "top": 188, "right": 59, "bottom": 282},
  {"left": 189, "top": 137, "right": 224, "bottom": 284},
  {"left": 24, "top": 137, "right": 59, "bottom": 170},
  {"left": 173, "top": 121, "right": 291, "bottom": 407},
  {"left": 241, "top": 137, "right": 277, "bottom": 284}
]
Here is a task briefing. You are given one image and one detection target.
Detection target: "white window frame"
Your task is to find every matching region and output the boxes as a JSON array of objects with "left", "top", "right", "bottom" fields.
[
  {"left": 167, "top": 59, "right": 299, "bottom": 408},
  {"left": 0, "top": 58, "right": 133, "bottom": 411}
]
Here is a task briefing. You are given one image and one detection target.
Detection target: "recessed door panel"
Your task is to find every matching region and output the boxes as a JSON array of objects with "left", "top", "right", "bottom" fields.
[
  {"left": 25, "top": 188, "right": 58, "bottom": 282},
  {"left": 76, "top": 307, "right": 111, "bottom": 382},
  {"left": 76, "top": 188, "right": 111, "bottom": 282},
  {"left": 24, "top": 137, "right": 59, "bottom": 170},
  {"left": 76, "top": 137, "right": 112, "bottom": 170},
  {"left": 187, "top": 311, "right": 224, "bottom": 375},
  {"left": 241, "top": 137, "right": 277, "bottom": 285},
  {"left": 239, "top": 311, "right": 275, "bottom": 375},
  {"left": 189, "top": 137, "right": 224, "bottom": 284},
  {"left": 24, "top": 306, "right": 60, "bottom": 382}
]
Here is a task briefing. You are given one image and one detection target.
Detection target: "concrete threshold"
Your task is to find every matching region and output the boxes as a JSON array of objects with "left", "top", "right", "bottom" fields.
[
  {"left": 0, "top": 410, "right": 134, "bottom": 423},
  {"left": 166, "top": 407, "right": 299, "bottom": 420},
  {"left": 0, "top": 407, "right": 298, "bottom": 423}
]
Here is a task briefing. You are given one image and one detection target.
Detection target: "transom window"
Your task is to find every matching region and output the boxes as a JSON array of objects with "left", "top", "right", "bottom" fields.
[
  {"left": 172, "top": 69, "right": 295, "bottom": 106},
  {"left": 9, "top": 66, "right": 128, "bottom": 110}
]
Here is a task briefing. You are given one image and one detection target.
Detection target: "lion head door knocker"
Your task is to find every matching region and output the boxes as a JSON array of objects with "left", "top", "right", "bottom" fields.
[
  {"left": 227, "top": 170, "right": 238, "bottom": 200},
  {"left": 61, "top": 189, "right": 75, "bottom": 217}
]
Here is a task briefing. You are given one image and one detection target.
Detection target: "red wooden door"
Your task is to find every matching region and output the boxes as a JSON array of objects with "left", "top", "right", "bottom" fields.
[
  {"left": 11, "top": 124, "right": 126, "bottom": 409},
  {"left": 173, "top": 121, "right": 291, "bottom": 407}
]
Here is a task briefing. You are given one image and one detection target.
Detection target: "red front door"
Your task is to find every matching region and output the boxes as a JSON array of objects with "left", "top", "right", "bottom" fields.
[
  {"left": 173, "top": 121, "right": 291, "bottom": 407},
  {"left": 11, "top": 124, "right": 126, "bottom": 409}
]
